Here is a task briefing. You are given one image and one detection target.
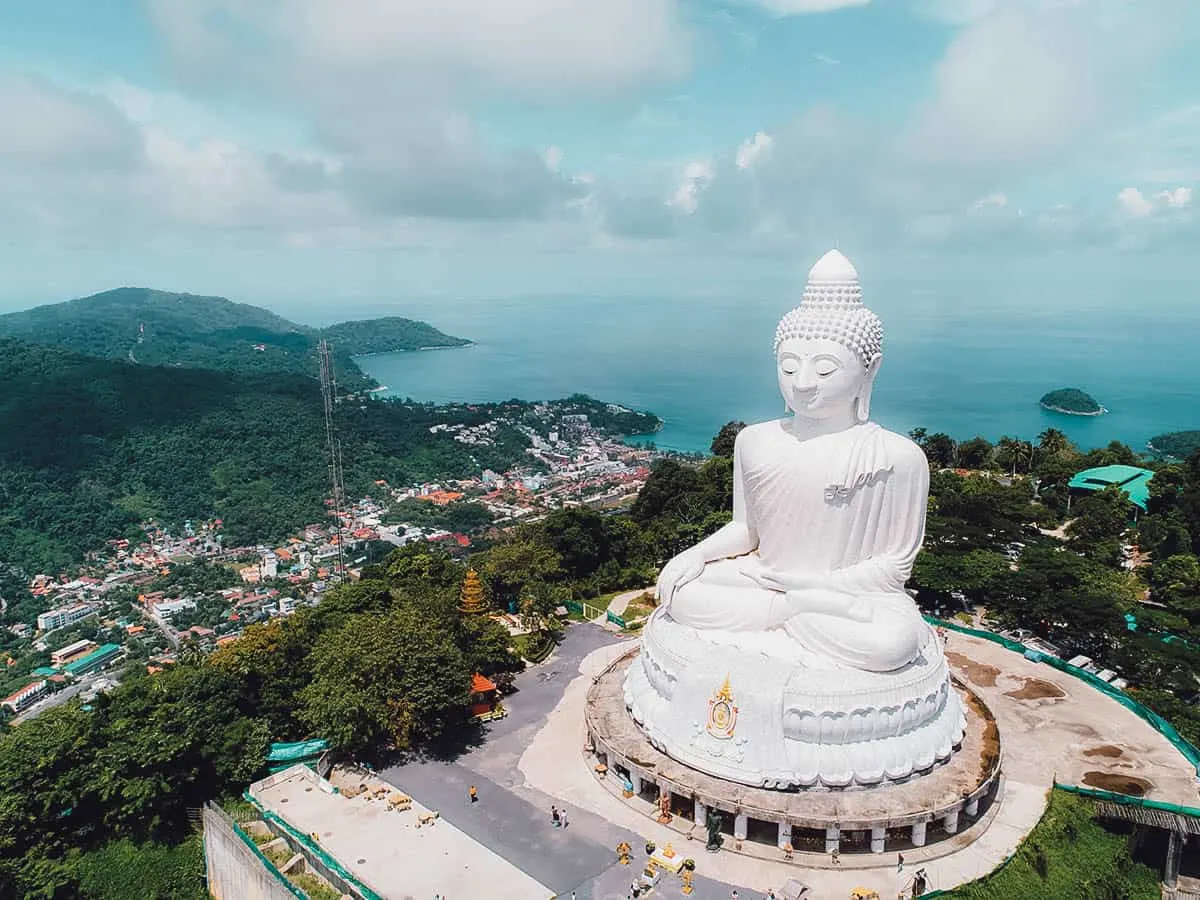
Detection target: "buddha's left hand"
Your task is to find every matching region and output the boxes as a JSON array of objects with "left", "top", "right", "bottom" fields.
[
  {"left": 782, "top": 588, "right": 874, "bottom": 623},
  {"left": 748, "top": 566, "right": 828, "bottom": 594}
]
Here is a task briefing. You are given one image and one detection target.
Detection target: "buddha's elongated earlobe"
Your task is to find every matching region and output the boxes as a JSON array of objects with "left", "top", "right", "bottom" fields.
[{"left": 855, "top": 355, "right": 883, "bottom": 424}]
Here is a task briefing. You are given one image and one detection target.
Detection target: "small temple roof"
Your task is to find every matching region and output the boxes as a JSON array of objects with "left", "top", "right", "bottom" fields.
[
  {"left": 471, "top": 673, "right": 497, "bottom": 694},
  {"left": 808, "top": 248, "right": 858, "bottom": 283}
]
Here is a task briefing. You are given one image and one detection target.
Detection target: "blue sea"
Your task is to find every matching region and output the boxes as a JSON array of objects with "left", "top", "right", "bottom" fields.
[{"left": 337, "top": 281, "right": 1200, "bottom": 455}]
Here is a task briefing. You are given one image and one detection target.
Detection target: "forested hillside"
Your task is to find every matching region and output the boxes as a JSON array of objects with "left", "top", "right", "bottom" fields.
[
  {"left": 0, "top": 339, "right": 524, "bottom": 573},
  {"left": 0, "top": 287, "right": 468, "bottom": 388}
]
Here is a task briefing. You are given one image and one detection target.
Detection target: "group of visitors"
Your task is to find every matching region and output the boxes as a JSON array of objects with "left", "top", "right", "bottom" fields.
[{"left": 550, "top": 804, "right": 570, "bottom": 828}]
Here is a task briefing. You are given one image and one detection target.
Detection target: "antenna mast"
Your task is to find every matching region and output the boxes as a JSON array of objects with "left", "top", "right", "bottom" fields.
[{"left": 318, "top": 338, "right": 347, "bottom": 581}]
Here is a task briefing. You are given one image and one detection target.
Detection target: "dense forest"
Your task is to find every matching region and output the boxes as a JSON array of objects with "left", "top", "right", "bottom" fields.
[
  {"left": 0, "top": 287, "right": 468, "bottom": 390},
  {"left": 0, "top": 339, "right": 638, "bottom": 577}
]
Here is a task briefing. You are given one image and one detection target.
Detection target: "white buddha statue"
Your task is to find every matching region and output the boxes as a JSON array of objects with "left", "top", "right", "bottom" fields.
[
  {"left": 625, "top": 250, "right": 965, "bottom": 789},
  {"left": 656, "top": 248, "right": 926, "bottom": 673}
]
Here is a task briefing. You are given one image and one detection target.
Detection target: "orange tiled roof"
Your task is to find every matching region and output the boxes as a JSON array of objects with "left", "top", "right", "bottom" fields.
[{"left": 470, "top": 673, "right": 497, "bottom": 693}]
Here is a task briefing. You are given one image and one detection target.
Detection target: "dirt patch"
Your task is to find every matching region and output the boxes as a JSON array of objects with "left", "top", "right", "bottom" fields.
[
  {"left": 1081, "top": 771, "right": 1152, "bottom": 797},
  {"left": 945, "top": 651, "right": 1000, "bottom": 687},
  {"left": 1003, "top": 678, "right": 1066, "bottom": 701},
  {"left": 1083, "top": 745, "right": 1125, "bottom": 759},
  {"left": 962, "top": 689, "right": 1001, "bottom": 779}
]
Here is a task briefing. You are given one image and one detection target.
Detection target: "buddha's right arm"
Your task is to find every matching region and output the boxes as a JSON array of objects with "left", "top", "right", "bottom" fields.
[
  {"left": 692, "top": 520, "right": 757, "bottom": 564},
  {"left": 692, "top": 434, "right": 757, "bottom": 562}
]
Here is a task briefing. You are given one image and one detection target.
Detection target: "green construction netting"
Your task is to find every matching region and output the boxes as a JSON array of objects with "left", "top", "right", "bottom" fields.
[
  {"left": 267, "top": 740, "right": 329, "bottom": 763},
  {"left": 1054, "top": 782, "right": 1200, "bottom": 818},
  {"left": 224, "top": 814, "right": 307, "bottom": 900},
  {"left": 927, "top": 617, "right": 1200, "bottom": 775},
  {"left": 245, "top": 791, "right": 385, "bottom": 900}
]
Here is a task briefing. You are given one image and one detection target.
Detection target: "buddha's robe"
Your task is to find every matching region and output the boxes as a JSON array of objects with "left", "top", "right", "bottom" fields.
[{"left": 667, "top": 420, "right": 929, "bottom": 672}]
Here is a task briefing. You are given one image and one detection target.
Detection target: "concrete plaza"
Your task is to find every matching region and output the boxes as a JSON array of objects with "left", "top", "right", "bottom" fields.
[{"left": 364, "top": 621, "right": 1197, "bottom": 899}]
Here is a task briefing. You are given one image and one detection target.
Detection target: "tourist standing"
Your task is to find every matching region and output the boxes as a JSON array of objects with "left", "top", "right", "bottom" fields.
[
  {"left": 468, "top": 785, "right": 478, "bottom": 803},
  {"left": 831, "top": 846, "right": 840, "bottom": 865},
  {"left": 551, "top": 805, "right": 560, "bottom": 827},
  {"left": 560, "top": 809, "right": 569, "bottom": 829}
]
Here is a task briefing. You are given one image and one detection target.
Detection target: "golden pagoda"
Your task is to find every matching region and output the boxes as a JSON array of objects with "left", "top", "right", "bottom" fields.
[{"left": 459, "top": 569, "right": 488, "bottom": 615}]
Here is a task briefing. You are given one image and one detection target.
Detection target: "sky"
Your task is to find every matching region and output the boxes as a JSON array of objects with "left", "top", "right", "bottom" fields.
[{"left": 1, "top": 0, "right": 1198, "bottom": 316}]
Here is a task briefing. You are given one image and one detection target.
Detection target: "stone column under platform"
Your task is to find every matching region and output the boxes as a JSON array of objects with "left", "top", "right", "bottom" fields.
[
  {"left": 631, "top": 772, "right": 643, "bottom": 796},
  {"left": 778, "top": 822, "right": 793, "bottom": 850},
  {"left": 943, "top": 809, "right": 961, "bottom": 835},
  {"left": 693, "top": 798, "right": 706, "bottom": 825},
  {"left": 911, "top": 820, "right": 928, "bottom": 847},
  {"left": 870, "top": 826, "right": 886, "bottom": 854},
  {"left": 733, "top": 813, "right": 748, "bottom": 841},
  {"left": 964, "top": 796, "right": 980, "bottom": 817},
  {"left": 825, "top": 826, "right": 840, "bottom": 853},
  {"left": 1164, "top": 830, "right": 1182, "bottom": 890}
]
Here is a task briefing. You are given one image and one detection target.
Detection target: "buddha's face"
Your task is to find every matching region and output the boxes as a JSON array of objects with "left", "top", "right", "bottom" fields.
[{"left": 776, "top": 338, "right": 867, "bottom": 421}]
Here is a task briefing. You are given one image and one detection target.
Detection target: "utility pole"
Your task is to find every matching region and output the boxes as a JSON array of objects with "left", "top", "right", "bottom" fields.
[{"left": 318, "top": 339, "right": 347, "bottom": 581}]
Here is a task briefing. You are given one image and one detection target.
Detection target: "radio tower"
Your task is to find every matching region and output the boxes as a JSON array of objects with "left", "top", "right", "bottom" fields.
[{"left": 318, "top": 339, "right": 347, "bottom": 580}]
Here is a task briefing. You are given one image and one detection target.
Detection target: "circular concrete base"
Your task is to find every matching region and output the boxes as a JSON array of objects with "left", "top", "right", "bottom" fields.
[{"left": 586, "top": 648, "right": 1002, "bottom": 856}]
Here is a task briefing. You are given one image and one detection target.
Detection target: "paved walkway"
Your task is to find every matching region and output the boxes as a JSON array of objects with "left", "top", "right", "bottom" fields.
[
  {"left": 380, "top": 624, "right": 1198, "bottom": 899},
  {"left": 253, "top": 766, "right": 555, "bottom": 899},
  {"left": 606, "top": 588, "right": 653, "bottom": 619}
]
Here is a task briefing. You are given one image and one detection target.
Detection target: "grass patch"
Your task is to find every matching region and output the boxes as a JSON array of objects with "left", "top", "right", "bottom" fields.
[
  {"left": 291, "top": 871, "right": 345, "bottom": 900},
  {"left": 623, "top": 594, "right": 657, "bottom": 621},
  {"left": 221, "top": 796, "right": 261, "bottom": 822},
  {"left": 943, "top": 790, "right": 1160, "bottom": 899},
  {"left": 514, "top": 631, "right": 556, "bottom": 663}
]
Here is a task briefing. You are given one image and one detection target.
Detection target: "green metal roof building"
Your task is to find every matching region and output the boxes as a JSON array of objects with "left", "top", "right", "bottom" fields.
[
  {"left": 63, "top": 643, "right": 122, "bottom": 678},
  {"left": 1068, "top": 464, "right": 1155, "bottom": 511}
]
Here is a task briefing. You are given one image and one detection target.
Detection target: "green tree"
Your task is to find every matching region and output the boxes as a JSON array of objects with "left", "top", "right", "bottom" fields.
[
  {"left": 299, "top": 607, "right": 470, "bottom": 757},
  {"left": 912, "top": 549, "right": 1010, "bottom": 603},
  {"left": 709, "top": 421, "right": 746, "bottom": 458},
  {"left": 1066, "top": 486, "right": 1131, "bottom": 555},
  {"left": 956, "top": 437, "right": 995, "bottom": 471},
  {"left": 1037, "top": 428, "right": 1074, "bottom": 457},
  {"left": 478, "top": 538, "right": 563, "bottom": 611},
  {"left": 996, "top": 436, "right": 1034, "bottom": 476},
  {"left": 922, "top": 433, "right": 958, "bottom": 468}
]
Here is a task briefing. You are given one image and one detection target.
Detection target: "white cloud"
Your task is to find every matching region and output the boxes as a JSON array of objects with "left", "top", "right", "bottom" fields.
[
  {"left": 971, "top": 192, "right": 1008, "bottom": 211},
  {"left": 1116, "top": 187, "right": 1144, "bottom": 218},
  {"left": 1157, "top": 186, "right": 1193, "bottom": 209},
  {"left": 742, "top": 0, "right": 871, "bottom": 16},
  {"left": 544, "top": 146, "right": 563, "bottom": 172},
  {"left": 1118, "top": 185, "right": 1192, "bottom": 218},
  {"left": 813, "top": 53, "right": 840, "bottom": 65},
  {"left": 0, "top": 75, "right": 140, "bottom": 169},
  {"left": 906, "top": 9, "right": 1103, "bottom": 167},
  {"left": 735, "top": 132, "right": 775, "bottom": 170},
  {"left": 147, "top": 0, "right": 689, "bottom": 97},
  {"left": 667, "top": 161, "right": 714, "bottom": 214}
]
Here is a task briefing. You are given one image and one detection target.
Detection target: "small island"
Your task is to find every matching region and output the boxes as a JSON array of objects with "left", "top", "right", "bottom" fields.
[
  {"left": 1147, "top": 430, "right": 1200, "bottom": 460},
  {"left": 321, "top": 316, "right": 471, "bottom": 355},
  {"left": 1040, "top": 387, "right": 1106, "bottom": 417}
]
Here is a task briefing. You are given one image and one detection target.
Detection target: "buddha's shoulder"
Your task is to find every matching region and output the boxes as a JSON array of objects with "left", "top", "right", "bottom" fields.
[
  {"left": 735, "top": 420, "right": 788, "bottom": 447},
  {"left": 872, "top": 427, "right": 929, "bottom": 469}
]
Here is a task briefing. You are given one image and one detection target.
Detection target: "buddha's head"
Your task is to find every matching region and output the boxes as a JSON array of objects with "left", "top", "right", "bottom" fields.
[{"left": 773, "top": 249, "right": 883, "bottom": 425}]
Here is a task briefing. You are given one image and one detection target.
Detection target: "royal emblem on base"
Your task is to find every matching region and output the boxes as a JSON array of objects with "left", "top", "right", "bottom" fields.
[{"left": 705, "top": 675, "right": 738, "bottom": 739}]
